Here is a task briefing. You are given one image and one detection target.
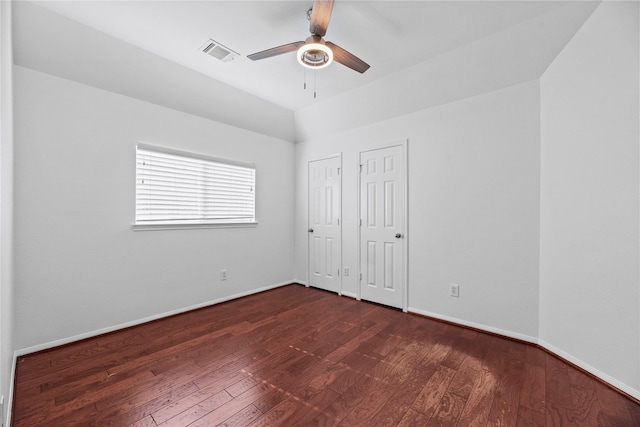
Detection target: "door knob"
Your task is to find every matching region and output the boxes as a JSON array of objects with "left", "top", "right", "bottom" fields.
[
  {"left": 308, "top": 228, "right": 314, "bottom": 233},
  {"left": 395, "top": 233, "right": 402, "bottom": 238}
]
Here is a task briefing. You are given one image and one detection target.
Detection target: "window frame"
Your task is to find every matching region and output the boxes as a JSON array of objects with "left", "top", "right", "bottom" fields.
[{"left": 133, "top": 143, "right": 257, "bottom": 231}]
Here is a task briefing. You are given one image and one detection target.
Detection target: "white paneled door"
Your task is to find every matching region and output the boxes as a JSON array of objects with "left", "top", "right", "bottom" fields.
[
  {"left": 359, "top": 145, "right": 406, "bottom": 309},
  {"left": 308, "top": 156, "right": 342, "bottom": 294}
]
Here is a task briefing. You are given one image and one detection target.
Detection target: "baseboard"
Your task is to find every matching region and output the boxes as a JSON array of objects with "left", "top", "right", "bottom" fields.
[
  {"left": 16, "top": 281, "right": 294, "bottom": 357},
  {"left": 340, "top": 291, "right": 357, "bottom": 299},
  {"left": 5, "top": 352, "right": 16, "bottom": 427},
  {"left": 294, "top": 281, "right": 356, "bottom": 299},
  {"left": 408, "top": 306, "right": 640, "bottom": 403},
  {"left": 408, "top": 307, "right": 538, "bottom": 344},
  {"left": 13, "top": 285, "right": 640, "bottom": 408},
  {"left": 537, "top": 339, "right": 640, "bottom": 402}
]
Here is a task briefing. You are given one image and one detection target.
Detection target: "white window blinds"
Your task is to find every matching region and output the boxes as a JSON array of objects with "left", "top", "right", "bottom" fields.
[{"left": 135, "top": 144, "right": 256, "bottom": 226}]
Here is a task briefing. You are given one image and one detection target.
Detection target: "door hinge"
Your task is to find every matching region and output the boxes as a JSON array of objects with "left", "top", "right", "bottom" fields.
[
  {"left": 337, "top": 167, "right": 341, "bottom": 175},
  {"left": 359, "top": 273, "right": 362, "bottom": 280},
  {"left": 359, "top": 164, "right": 363, "bottom": 172},
  {"left": 338, "top": 268, "right": 340, "bottom": 276},
  {"left": 360, "top": 219, "right": 362, "bottom": 226}
]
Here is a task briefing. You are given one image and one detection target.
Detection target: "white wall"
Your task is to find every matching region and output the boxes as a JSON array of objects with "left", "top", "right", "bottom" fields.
[
  {"left": 8, "top": 0, "right": 640, "bottom": 407},
  {"left": 13, "top": 66, "right": 296, "bottom": 351},
  {"left": 0, "top": 0, "right": 14, "bottom": 422},
  {"left": 295, "top": 80, "right": 541, "bottom": 340},
  {"left": 13, "top": 1, "right": 296, "bottom": 143},
  {"left": 294, "top": 1, "right": 598, "bottom": 142},
  {"left": 295, "top": 0, "right": 640, "bottom": 399},
  {"left": 540, "top": 0, "right": 640, "bottom": 394}
]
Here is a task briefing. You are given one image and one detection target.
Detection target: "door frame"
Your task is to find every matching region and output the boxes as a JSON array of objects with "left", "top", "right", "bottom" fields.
[
  {"left": 307, "top": 153, "right": 343, "bottom": 295},
  {"left": 357, "top": 140, "right": 409, "bottom": 312}
]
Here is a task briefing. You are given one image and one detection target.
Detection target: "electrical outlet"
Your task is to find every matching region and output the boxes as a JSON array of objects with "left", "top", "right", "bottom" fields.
[
  {"left": 220, "top": 270, "right": 228, "bottom": 281},
  {"left": 344, "top": 267, "right": 349, "bottom": 277},
  {"left": 449, "top": 284, "right": 460, "bottom": 298}
]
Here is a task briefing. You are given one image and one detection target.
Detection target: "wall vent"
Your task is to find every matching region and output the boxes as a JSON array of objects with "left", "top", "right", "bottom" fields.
[{"left": 200, "top": 39, "right": 239, "bottom": 63}]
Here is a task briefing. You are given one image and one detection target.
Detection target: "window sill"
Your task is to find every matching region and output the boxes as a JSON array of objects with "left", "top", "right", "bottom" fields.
[{"left": 132, "top": 222, "right": 258, "bottom": 231}]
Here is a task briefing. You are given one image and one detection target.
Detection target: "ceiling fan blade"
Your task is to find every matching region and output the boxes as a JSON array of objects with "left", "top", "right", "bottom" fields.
[
  {"left": 309, "top": 0, "right": 334, "bottom": 37},
  {"left": 326, "top": 42, "right": 370, "bottom": 73},
  {"left": 247, "top": 41, "right": 304, "bottom": 61}
]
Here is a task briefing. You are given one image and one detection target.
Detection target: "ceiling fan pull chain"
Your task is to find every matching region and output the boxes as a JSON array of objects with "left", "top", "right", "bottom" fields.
[
  {"left": 247, "top": 0, "right": 370, "bottom": 75},
  {"left": 314, "top": 71, "right": 317, "bottom": 99},
  {"left": 303, "top": 68, "right": 307, "bottom": 90}
]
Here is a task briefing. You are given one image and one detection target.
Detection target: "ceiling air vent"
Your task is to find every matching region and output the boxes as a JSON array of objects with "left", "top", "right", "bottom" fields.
[{"left": 200, "top": 39, "right": 239, "bottom": 63}]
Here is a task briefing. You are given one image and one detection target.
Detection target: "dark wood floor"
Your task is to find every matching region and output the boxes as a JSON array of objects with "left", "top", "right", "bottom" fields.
[{"left": 12, "top": 284, "right": 640, "bottom": 426}]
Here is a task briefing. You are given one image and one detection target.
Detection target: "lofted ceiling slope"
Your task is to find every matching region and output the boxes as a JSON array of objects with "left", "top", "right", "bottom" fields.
[{"left": 13, "top": 0, "right": 600, "bottom": 142}]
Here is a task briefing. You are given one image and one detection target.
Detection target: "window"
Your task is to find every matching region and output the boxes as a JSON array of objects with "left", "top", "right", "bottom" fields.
[{"left": 135, "top": 144, "right": 256, "bottom": 229}]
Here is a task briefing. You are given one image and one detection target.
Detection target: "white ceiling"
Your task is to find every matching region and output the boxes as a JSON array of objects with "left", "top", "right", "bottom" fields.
[{"left": 26, "top": 0, "right": 586, "bottom": 111}]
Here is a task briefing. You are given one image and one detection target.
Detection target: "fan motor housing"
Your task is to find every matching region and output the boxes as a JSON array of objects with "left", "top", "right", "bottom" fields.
[{"left": 297, "top": 35, "right": 333, "bottom": 69}]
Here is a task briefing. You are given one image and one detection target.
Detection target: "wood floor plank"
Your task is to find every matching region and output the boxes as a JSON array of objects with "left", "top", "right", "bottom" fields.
[
  {"left": 519, "top": 362, "right": 545, "bottom": 414},
  {"left": 216, "top": 404, "right": 262, "bottom": 427},
  {"left": 592, "top": 381, "right": 635, "bottom": 426},
  {"left": 12, "top": 284, "right": 640, "bottom": 426},
  {"left": 374, "top": 339, "right": 440, "bottom": 385},
  {"left": 486, "top": 344, "right": 526, "bottom": 426},
  {"left": 317, "top": 367, "right": 377, "bottom": 425},
  {"left": 127, "top": 414, "right": 157, "bottom": 427},
  {"left": 151, "top": 380, "right": 243, "bottom": 424},
  {"left": 15, "top": 368, "right": 157, "bottom": 426},
  {"left": 94, "top": 381, "right": 200, "bottom": 426},
  {"left": 335, "top": 337, "right": 442, "bottom": 426},
  {"left": 294, "top": 361, "right": 351, "bottom": 405},
  {"left": 441, "top": 332, "right": 475, "bottom": 371},
  {"left": 456, "top": 338, "right": 504, "bottom": 426},
  {"left": 362, "top": 362, "right": 438, "bottom": 427},
  {"left": 397, "top": 408, "right": 433, "bottom": 426},
  {"left": 429, "top": 391, "right": 467, "bottom": 426},
  {"left": 12, "top": 383, "right": 56, "bottom": 420},
  {"left": 157, "top": 389, "right": 234, "bottom": 426},
  {"left": 456, "top": 365, "right": 497, "bottom": 426},
  {"left": 524, "top": 345, "right": 546, "bottom": 368},
  {"left": 218, "top": 338, "right": 331, "bottom": 416},
  {"left": 192, "top": 348, "right": 271, "bottom": 390},
  {"left": 445, "top": 339, "right": 489, "bottom": 402},
  {"left": 250, "top": 385, "right": 339, "bottom": 427},
  {"left": 13, "top": 398, "right": 98, "bottom": 427},
  {"left": 565, "top": 364, "right": 602, "bottom": 425},
  {"left": 411, "top": 364, "right": 457, "bottom": 419},
  {"left": 545, "top": 353, "right": 575, "bottom": 425},
  {"left": 517, "top": 405, "right": 546, "bottom": 427},
  {"left": 182, "top": 384, "right": 271, "bottom": 427},
  {"left": 626, "top": 399, "right": 640, "bottom": 427}
]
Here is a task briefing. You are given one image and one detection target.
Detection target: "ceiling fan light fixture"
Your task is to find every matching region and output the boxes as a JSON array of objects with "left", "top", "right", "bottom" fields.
[
  {"left": 297, "top": 39, "right": 333, "bottom": 69},
  {"left": 247, "top": 0, "right": 369, "bottom": 74}
]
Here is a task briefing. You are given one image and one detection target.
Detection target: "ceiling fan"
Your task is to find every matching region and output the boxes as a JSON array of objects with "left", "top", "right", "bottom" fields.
[{"left": 247, "top": 0, "right": 370, "bottom": 74}]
